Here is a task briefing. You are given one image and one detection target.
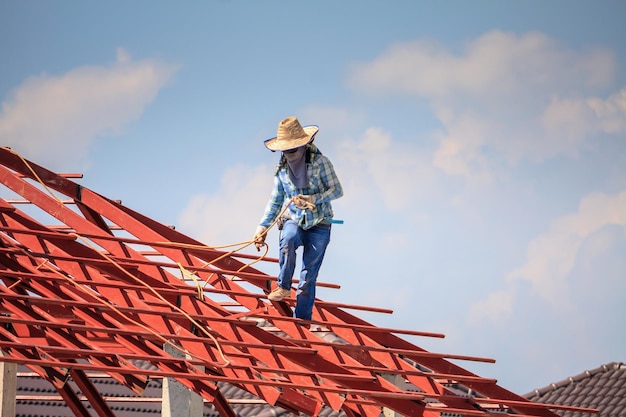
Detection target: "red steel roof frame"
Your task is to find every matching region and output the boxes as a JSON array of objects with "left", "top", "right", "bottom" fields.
[{"left": 0, "top": 147, "right": 596, "bottom": 417}]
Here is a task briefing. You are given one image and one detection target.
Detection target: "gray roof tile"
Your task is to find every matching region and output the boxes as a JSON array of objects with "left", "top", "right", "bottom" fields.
[{"left": 524, "top": 362, "right": 626, "bottom": 417}]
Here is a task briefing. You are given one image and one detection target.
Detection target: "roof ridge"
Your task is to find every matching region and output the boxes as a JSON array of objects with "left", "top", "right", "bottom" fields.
[{"left": 526, "top": 361, "right": 625, "bottom": 397}]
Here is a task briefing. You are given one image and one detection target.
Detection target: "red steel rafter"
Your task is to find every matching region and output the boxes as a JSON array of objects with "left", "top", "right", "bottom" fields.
[{"left": 0, "top": 147, "right": 597, "bottom": 417}]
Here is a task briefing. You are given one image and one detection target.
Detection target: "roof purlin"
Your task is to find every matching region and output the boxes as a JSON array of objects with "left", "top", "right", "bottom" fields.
[
  {"left": 0, "top": 176, "right": 339, "bottom": 415},
  {"left": 0, "top": 147, "right": 598, "bottom": 417}
]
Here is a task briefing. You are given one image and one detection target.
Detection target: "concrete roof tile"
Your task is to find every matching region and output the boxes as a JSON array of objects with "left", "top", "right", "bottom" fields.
[{"left": 524, "top": 362, "right": 626, "bottom": 417}]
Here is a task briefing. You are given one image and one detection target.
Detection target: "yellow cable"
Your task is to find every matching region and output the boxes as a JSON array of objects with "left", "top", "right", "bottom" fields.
[
  {"left": 177, "top": 262, "right": 204, "bottom": 300},
  {"left": 39, "top": 259, "right": 226, "bottom": 367},
  {"left": 70, "top": 233, "right": 231, "bottom": 367},
  {"left": 3, "top": 147, "right": 320, "bottom": 368},
  {"left": 3, "top": 148, "right": 230, "bottom": 367}
]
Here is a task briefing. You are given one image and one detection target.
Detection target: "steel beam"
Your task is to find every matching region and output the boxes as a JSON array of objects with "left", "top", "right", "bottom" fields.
[{"left": 0, "top": 147, "right": 593, "bottom": 417}]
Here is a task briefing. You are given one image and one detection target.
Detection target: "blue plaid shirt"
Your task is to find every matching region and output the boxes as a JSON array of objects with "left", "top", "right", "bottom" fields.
[{"left": 260, "top": 144, "right": 343, "bottom": 230}]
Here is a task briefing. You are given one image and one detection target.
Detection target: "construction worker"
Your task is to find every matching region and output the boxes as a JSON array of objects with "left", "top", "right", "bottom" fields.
[{"left": 254, "top": 116, "right": 343, "bottom": 321}]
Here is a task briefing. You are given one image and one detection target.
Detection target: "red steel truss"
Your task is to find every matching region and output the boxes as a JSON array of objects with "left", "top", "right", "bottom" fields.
[{"left": 0, "top": 147, "right": 596, "bottom": 417}]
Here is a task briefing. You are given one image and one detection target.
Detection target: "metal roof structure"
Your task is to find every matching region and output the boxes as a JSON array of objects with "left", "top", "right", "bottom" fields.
[{"left": 0, "top": 146, "right": 598, "bottom": 417}]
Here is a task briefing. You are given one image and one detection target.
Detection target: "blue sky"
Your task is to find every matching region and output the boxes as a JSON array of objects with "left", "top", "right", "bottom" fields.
[{"left": 1, "top": 1, "right": 625, "bottom": 395}]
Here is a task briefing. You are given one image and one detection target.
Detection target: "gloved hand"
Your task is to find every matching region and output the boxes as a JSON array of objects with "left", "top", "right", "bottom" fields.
[
  {"left": 253, "top": 226, "right": 267, "bottom": 251},
  {"left": 293, "top": 194, "right": 315, "bottom": 210}
]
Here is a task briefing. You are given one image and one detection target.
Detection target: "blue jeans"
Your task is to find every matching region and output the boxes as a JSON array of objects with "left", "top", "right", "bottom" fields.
[{"left": 277, "top": 220, "right": 331, "bottom": 320}]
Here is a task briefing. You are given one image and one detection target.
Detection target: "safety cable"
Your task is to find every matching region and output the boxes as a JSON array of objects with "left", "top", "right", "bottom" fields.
[
  {"left": 2, "top": 147, "right": 232, "bottom": 367},
  {"left": 2, "top": 147, "right": 318, "bottom": 369}
]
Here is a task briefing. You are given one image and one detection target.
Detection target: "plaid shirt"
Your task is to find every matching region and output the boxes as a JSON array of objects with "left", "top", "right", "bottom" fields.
[{"left": 260, "top": 145, "right": 343, "bottom": 230}]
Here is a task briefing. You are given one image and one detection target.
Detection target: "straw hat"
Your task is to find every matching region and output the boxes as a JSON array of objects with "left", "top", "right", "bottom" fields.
[{"left": 264, "top": 116, "right": 319, "bottom": 151}]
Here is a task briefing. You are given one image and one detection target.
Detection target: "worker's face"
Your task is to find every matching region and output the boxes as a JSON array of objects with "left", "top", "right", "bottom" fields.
[
  {"left": 283, "top": 146, "right": 305, "bottom": 161},
  {"left": 284, "top": 147, "right": 300, "bottom": 154}
]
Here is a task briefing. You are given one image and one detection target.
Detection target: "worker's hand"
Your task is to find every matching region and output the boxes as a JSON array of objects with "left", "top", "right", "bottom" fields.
[
  {"left": 293, "top": 194, "right": 315, "bottom": 210},
  {"left": 253, "top": 226, "right": 267, "bottom": 251}
]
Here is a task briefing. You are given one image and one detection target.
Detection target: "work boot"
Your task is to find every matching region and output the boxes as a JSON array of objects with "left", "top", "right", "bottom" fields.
[
  {"left": 268, "top": 286, "right": 291, "bottom": 301},
  {"left": 296, "top": 320, "right": 311, "bottom": 330}
]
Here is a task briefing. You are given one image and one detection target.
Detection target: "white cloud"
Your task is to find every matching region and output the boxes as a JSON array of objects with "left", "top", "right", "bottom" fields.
[
  {"left": 334, "top": 126, "right": 436, "bottom": 212},
  {"left": 177, "top": 164, "right": 274, "bottom": 247},
  {"left": 461, "top": 191, "right": 626, "bottom": 392},
  {"left": 589, "top": 88, "right": 626, "bottom": 134},
  {"left": 349, "top": 30, "right": 613, "bottom": 99},
  {"left": 431, "top": 108, "right": 492, "bottom": 182},
  {"left": 468, "top": 288, "right": 515, "bottom": 325},
  {"left": 348, "top": 30, "right": 621, "bottom": 180},
  {"left": 543, "top": 88, "right": 626, "bottom": 141},
  {"left": 467, "top": 190, "right": 626, "bottom": 324},
  {"left": 509, "top": 190, "right": 625, "bottom": 310},
  {"left": 0, "top": 48, "right": 179, "bottom": 168}
]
